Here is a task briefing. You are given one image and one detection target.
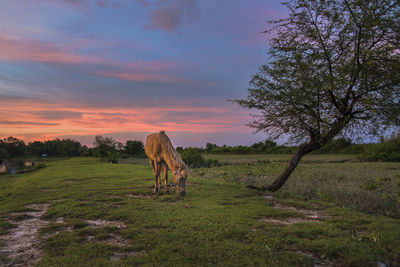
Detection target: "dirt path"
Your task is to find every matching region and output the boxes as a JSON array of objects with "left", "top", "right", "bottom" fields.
[{"left": 0, "top": 204, "right": 49, "bottom": 266}]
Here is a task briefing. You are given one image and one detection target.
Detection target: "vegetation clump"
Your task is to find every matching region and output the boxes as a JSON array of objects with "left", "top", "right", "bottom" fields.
[
  {"left": 180, "top": 148, "right": 219, "bottom": 168},
  {"left": 359, "top": 135, "right": 400, "bottom": 162}
]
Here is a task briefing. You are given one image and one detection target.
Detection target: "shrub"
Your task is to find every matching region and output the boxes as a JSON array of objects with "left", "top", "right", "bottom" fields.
[
  {"left": 181, "top": 148, "right": 205, "bottom": 168},
  {"left": 358, "top": 136, "right": 400, "bottom": 162}
]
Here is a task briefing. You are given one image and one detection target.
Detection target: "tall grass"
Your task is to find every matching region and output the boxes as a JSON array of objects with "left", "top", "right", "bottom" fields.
[{"left": 194, "top": 155, "right": 400, "bottom": 217}]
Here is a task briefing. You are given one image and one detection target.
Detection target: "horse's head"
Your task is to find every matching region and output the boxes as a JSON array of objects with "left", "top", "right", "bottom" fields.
[{"left": 173, "top": 166, "right": 188, "bottom": 197}]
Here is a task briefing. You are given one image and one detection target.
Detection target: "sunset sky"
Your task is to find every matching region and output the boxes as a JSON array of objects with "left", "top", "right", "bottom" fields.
[{"left": 0, "top": 0, "right": 287, "bottom": 147}]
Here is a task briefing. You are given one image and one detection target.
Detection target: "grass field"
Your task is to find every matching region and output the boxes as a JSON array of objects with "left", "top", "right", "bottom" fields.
[{"left": 0, "top": 156, "right": 399, "bottom": 266}]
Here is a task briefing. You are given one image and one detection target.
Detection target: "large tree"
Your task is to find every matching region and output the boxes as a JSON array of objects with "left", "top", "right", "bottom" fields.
[{"left": 234, "top": 0, "right": 400, "bottom": 191}]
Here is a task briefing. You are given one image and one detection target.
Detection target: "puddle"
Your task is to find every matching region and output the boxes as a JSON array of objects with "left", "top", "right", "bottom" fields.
[
  {"left": 0, "top": 204, "right": 49, "bottom": 266},
  {"left": 86, "top": 219, "right": 126, "bottom": 229}
]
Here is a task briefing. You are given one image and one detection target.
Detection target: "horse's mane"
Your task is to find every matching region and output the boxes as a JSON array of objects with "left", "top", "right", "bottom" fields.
[{"left": 159, "top": 131, "right": 187, "bottom": 170}]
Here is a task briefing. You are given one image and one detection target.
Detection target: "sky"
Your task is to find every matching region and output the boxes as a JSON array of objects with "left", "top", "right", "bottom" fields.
[{"left": 0, "top": 0, "right": 287, "bottom": 147}]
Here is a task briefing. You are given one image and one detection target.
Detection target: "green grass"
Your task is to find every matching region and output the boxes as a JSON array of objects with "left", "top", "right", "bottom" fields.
[
  {"left": 203, "top": 153, "right": 356, "bottom": 164},
  {"left": 197, "top": 155, "right": 400, "bottom": 217},
  {"left": 0, "top": 157, "right": 399, "bottom": 266}
]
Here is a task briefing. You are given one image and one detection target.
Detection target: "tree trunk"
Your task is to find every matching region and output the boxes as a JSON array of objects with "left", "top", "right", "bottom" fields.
[
  {"left": 247, "top": 116, "right": 352, "bottom": 192},
  {"left": 246, "top": 141, "right": 323, "bottom": 192},
  {"left": 267, "top": 141, "right": 322, "bottom": 191}
]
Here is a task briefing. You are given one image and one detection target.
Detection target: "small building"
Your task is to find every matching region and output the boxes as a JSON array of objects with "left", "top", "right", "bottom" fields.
[
  {"left": 24, "top": 161, "right": 32, "bottom": 167},
  {"left": 0, "top": 163, "right": 6, "bottom": 174},
  {"left": 41, "top": 154, "right": 48, "bottom": 157}
]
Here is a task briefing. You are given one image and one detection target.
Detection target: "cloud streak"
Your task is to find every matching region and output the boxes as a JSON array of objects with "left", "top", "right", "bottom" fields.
[
  {"left": 0, "top": 34, "right": 192, "bottom": 85},
  {"left": 0, "top": 34, "right": 102, "bottom": 64},
  {"left": 36, "top": 0, "right": 121, "bottom": 8}
]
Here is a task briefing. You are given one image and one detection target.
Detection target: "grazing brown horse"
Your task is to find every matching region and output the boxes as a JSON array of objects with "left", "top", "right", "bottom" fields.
[{"left": 145, "top": 131, "right": 188, "bottom": 196}]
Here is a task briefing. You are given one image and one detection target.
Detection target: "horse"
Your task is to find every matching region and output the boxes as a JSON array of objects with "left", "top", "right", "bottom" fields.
[{"left": 145, "top": 131, "right": 189, "bottom": 196}]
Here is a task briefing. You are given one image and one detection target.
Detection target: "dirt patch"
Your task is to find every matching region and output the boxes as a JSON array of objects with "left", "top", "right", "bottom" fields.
[
  {"left": 56, "top": 217, "right": 65, "bottom": 224},
  {"left": 0, "top": 204, "right": 49, "bottom": 266},
  {"left": 86, "top": 219, "right": 126, "bottom": 229},
  {"left": 126, "top": 193, "right": 153, "bottom": 199},
  {"left": 260, "top": 217, "right": 321, "bottom": 225},
  {"left": 273, "top": 202, "right": 329, "bottom": 220},
  {"left": 261, "top": 194, "right": 329, "bottom": 225},
  {"left": 85, "top": 233, "right": 130, "bottom": 247},
  {"left": 102, "top": 234, "right": 130, "bottom": 247},
  {"left": 295, "top": 250, "right": 334, "bottom": 266}
]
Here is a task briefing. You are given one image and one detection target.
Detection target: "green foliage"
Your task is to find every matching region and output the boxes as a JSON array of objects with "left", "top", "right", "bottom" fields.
[
  {"left": 0, "top": 137, "right": 26, "bottom": 158},
  {"left": 183, "top": 140, "right": 295, "bottom": 155},
  {"left": 0, "top": 148, "right": 9, "bottom": 159},
  {"left": 180, "top": 149, "right": 220, "bottom": 168},
  {"left": 205, "top": 142, "right": 218, "bottom": 152},
  {"left": 35, "top": 162, "right": 47, "bottom": 170},
  {"left": 124, "top": 140, "right": 145, "bottom": 156},
  {"left": 93, "top": 136, "right": 119, "bottom": 163},
  {"left": 180, "top": 148, "right": 205, "bottom": 168},
  {"left": 28, "top": 139, "right": 82, "bottom": 157},
  {"left": 313, "top": 138, "right": 353, "bottom": 154},
  {"left": 359, "top": 136, "right": 400, "bottom": 162}
]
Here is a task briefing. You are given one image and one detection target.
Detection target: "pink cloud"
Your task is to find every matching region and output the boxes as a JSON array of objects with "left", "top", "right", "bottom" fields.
[
  {"left": 36, "top": 0, "right": 122, "bottom": 8},
  {"left": 93, "top": 71, "right": 186, "bottom": 83},
  {"left": 0, "top": 34, "right": 102, "bottom": 64}
]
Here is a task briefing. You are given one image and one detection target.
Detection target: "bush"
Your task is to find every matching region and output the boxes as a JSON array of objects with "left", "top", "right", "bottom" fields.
[
  {"left": 181, "top": 149, "right": 205, "bottom": 168},
  {"left": 35, "top": 162, "right": 46, "bottom": 169},
  {"left": 358, "top": 136, "right": 400, "bottom": 162},
  {"left": 313, "top": 138, "right": 353, "bottom": 154}
]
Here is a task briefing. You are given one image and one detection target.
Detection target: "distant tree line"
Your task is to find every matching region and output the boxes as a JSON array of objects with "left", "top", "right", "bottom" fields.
[
  {"left": 0, "top": 136, "right": 145, "bottom": 161},
  {"left": 1, "top": 133, "right": 399, "bottom": 163},
  {"left": 177, "top": 135, "right": 400, "bottom": 163},
  {"left": 176, "top": 140, "right": 297, "bottom": 155}
]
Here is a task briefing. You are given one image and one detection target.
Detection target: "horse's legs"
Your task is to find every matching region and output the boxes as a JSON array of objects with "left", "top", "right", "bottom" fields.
[
  {"left": 153, "top": 161, "right": 161, "bottom": 193},
  {"left": 150, "top": 160, "right": 156, "bottom": 174},
  {"left": 157, "top": 163, "right": 162, "bottom": 192},
  {"left": 163, "top": 163, "right": 169, "bottom": 193},
  {"left": 150, "top": 159, "right": 159, "bottom": 193}
]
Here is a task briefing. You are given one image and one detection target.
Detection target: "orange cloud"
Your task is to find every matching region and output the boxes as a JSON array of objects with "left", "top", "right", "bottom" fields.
[
  {"left": 93, "top": 71, "right": 186, "bottom": 83},
  {"left": 0, "top": 97, "right": 251, "bottom": 143}
]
